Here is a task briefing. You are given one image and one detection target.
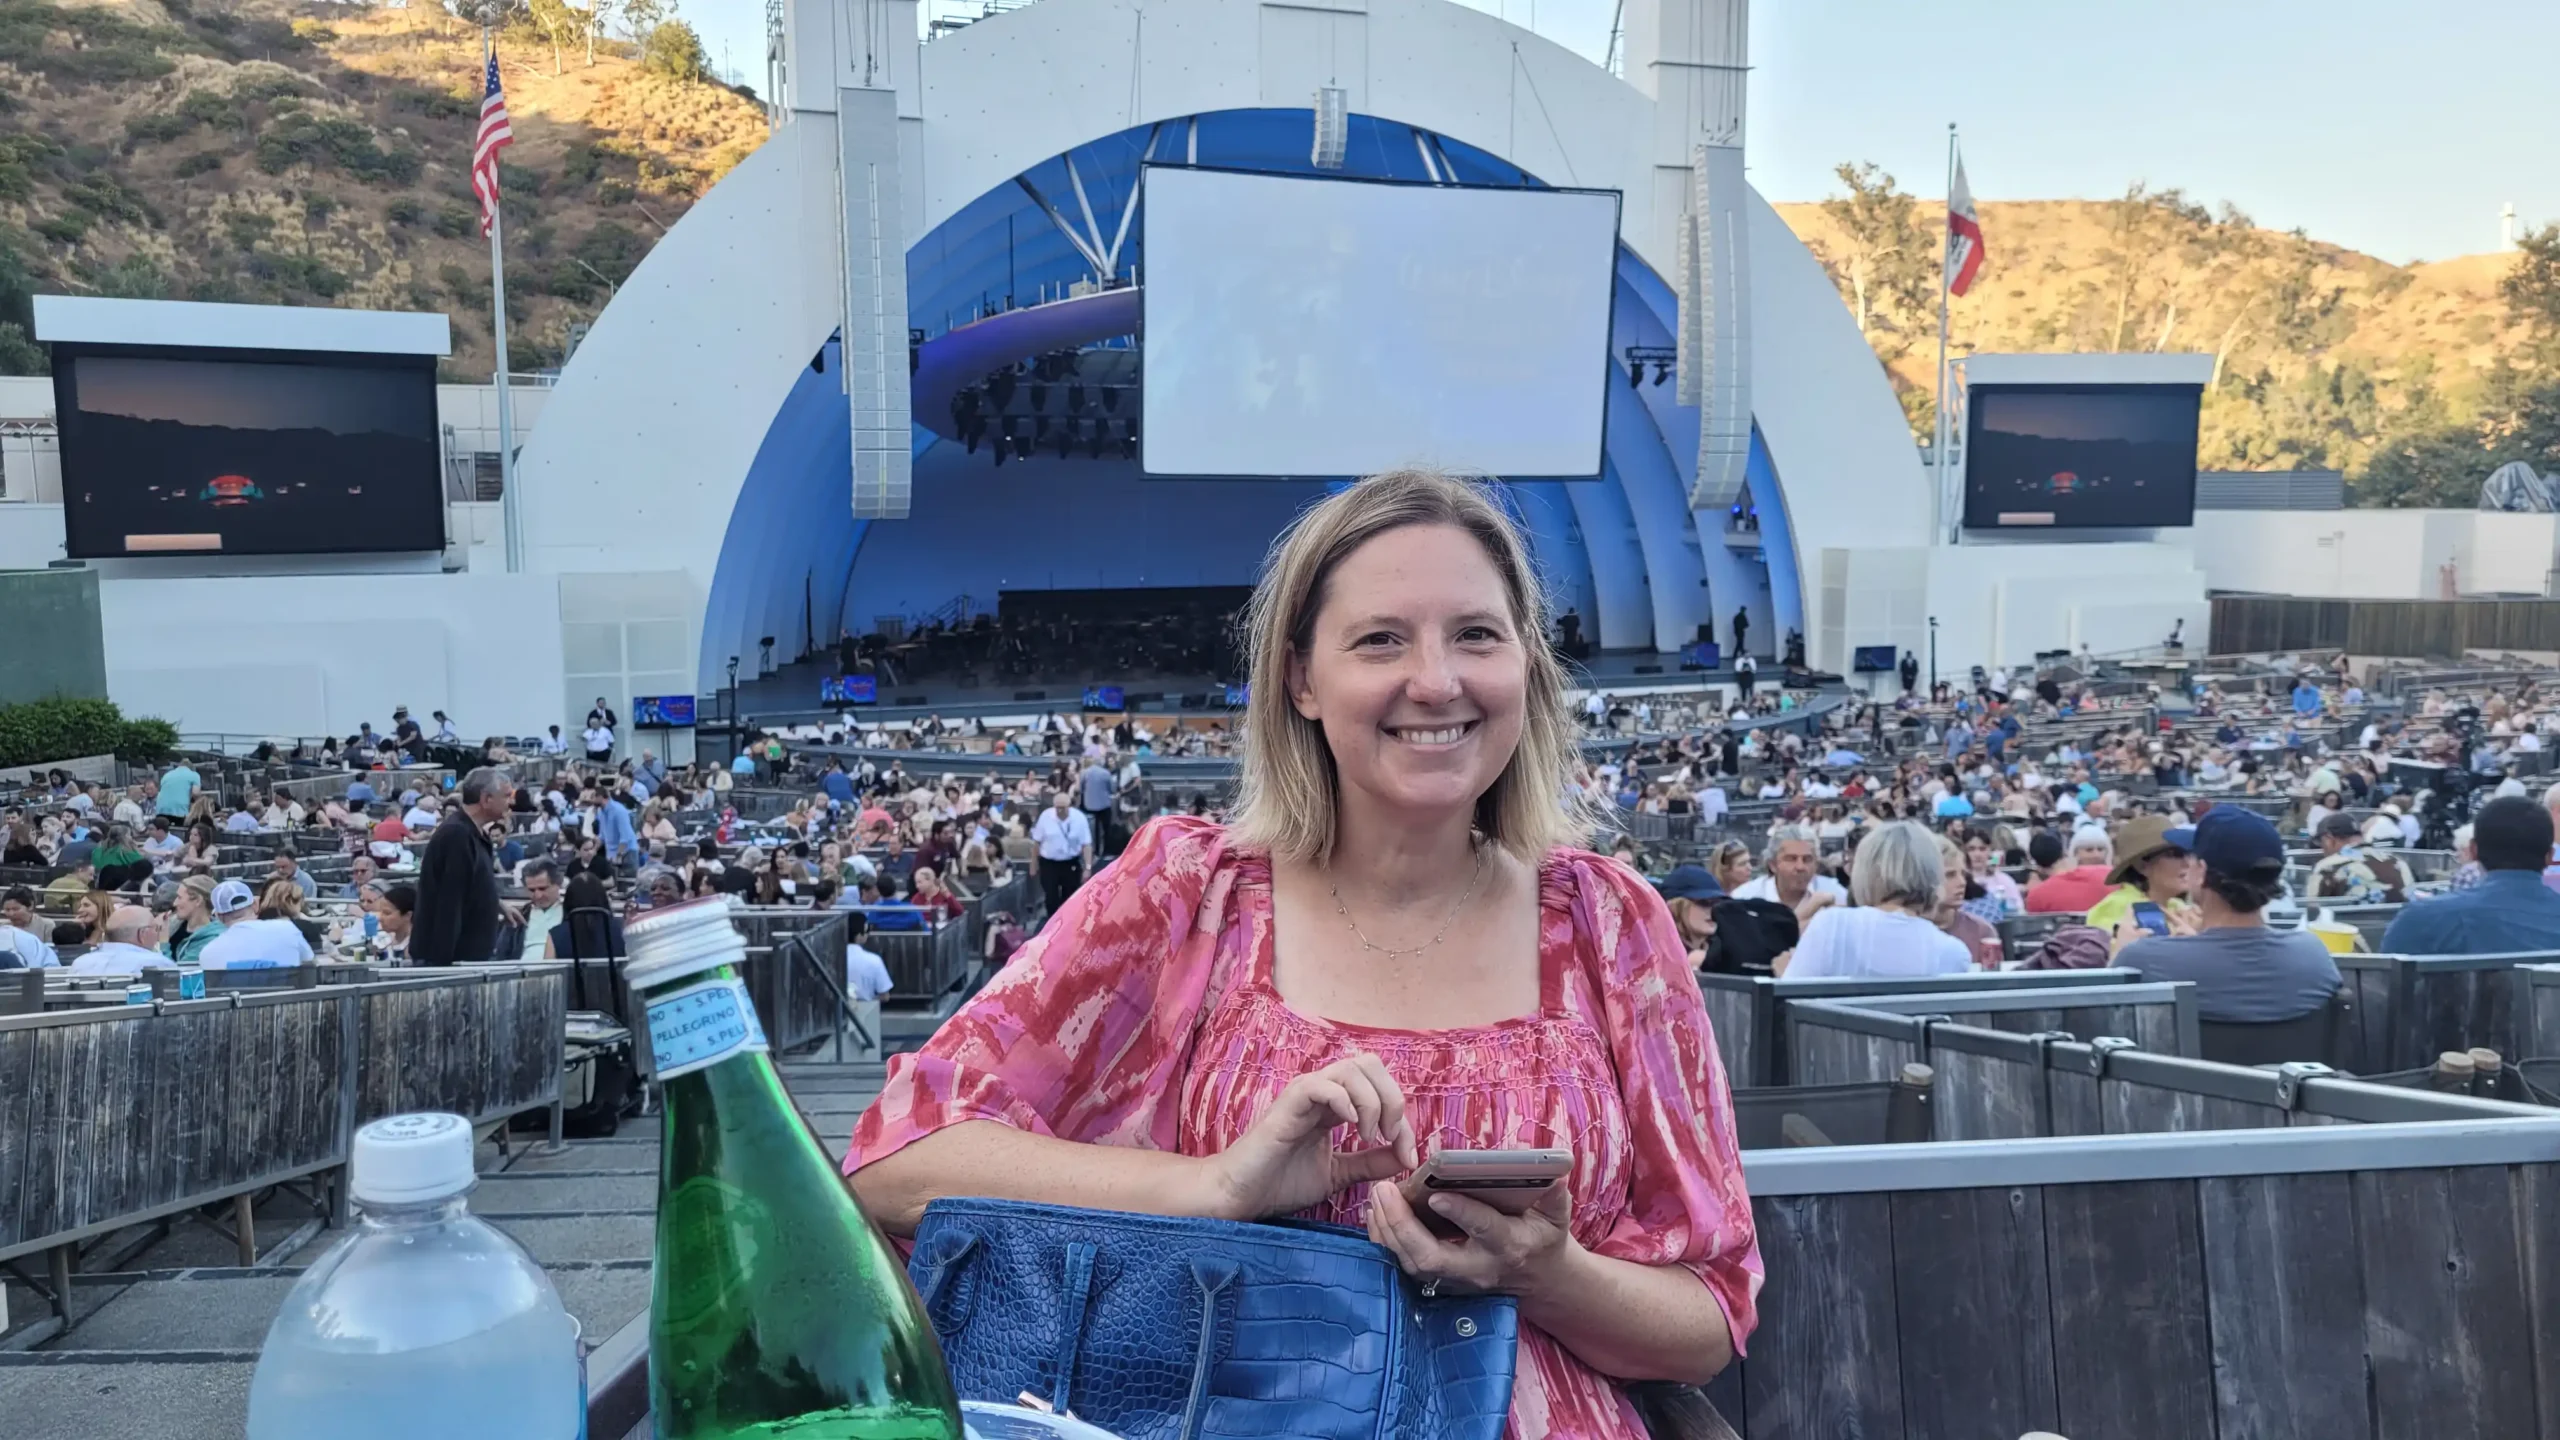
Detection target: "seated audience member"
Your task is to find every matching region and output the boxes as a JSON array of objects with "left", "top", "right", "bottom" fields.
[
  {"left": 1780, "top": 820, "right": 1973, "bottom": 978},
  {"left": 1933, "top": 834, "right": 2003, "bottom": 969},
  {"left": 2307, "top": 811, "right": 2410, "bottom": 904},
  {"left": 69, "top": 905, "right": 171, "bottom": 975},
  {"left": 0, "top": 885, "right": 57, "bottom": 968},
  {"left": 1653, "top": 864, "right": 1723, "bottom": 970},
  {"left": 2085, "top": 815, "right": 2198, "bottom": 941},
  {"left": 2117, "top": 809, "right": 2340, "bottom": 1023},
  {"left": 2025, "top": 826, "right": 2115, "bottom": 913},
  {"left": 162, "top": 874, "right": 222, "bottom": 965},
  {"left": 1731, "top": 824, "right": 1845, "bottom": 924},
  {"left": 260, "top": 879, "right": 329, "bottom": 948},
  {"left": 198, "top": 879, "right": 315, "bottom": 969},
  {"left": 908, "top": 865, "right": 968, "bottom": 922},
  {"left": 2380, "top": 797, "right": 2560, "bottom": 955},
  {"left": 369, "top": 883, "right": 417, "bottom": 962},
  {"left": 546, "top": 874, "right": 627, "bottom": 959}
]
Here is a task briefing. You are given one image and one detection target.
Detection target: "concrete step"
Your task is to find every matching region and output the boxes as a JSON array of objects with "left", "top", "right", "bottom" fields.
[
  {"left": 472, "top": 1171, "right": 656, "bottom": 1218},
  {"left": 0, "top": 1355, "right": 258, "bottom": 1440}
]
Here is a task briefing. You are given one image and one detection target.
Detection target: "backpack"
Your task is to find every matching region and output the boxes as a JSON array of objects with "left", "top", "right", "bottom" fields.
[{"left": 1702, "top": 898, "right": 1799, "bottom": 974}]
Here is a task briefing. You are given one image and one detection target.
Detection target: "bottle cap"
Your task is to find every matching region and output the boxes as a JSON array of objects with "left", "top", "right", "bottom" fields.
[
  {"left": 624, "top": 894, "right": 749, "bottom": 992},
  {"left": 351, "top": 1112, "right": 476, "bottom": 1206}
]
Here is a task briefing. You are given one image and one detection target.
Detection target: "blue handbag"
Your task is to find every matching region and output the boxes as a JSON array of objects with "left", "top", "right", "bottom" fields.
[{"left": 908, "top": 1197, "right": 1520, "bottom": 1440}]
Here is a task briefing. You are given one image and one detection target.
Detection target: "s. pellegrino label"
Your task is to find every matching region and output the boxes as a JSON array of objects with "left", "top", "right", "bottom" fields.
[{"left": 645, "top": 978, "right": 768, "bottom": 1080}]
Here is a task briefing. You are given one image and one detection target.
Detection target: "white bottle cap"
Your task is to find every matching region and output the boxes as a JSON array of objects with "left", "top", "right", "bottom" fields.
[
  {"left": 624, "top": 894, "right": 750, "bottom": 992},
  {"left": 351, "top": 1112, "right": 476, "bottom": 1207}
]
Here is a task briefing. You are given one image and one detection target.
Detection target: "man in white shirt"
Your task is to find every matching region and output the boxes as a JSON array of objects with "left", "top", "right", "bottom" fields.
[
  {"left": 404, "top": 794, "right": 443, "bottom": 833},
  {"left": 1731, "top": 825, "right": 1848, "bottom": 922},
  {"left": 539, "top": 725, "right": 570, "bottom": 757},
  {"left": 112, "top": 784, "right": 146, "bottom": 828},
  {"left": 70, "top": 906, "right": 172, "bottom": 975},
  {"left": 583, "top": 722, "right": 615, "bottom": 764},
  {"left": 518, "top": 859, "right": 567, "bottom": 960},
  {"left": 198, "top": 880, "right": 313, "bottom": 970},
  {"left": 1029, "top": 790, "right": 1094, "bottom": 923}
]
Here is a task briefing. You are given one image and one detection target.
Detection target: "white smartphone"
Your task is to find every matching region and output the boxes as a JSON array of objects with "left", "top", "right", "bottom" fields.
[{"left": 1397, "top": 1147, "right": 1571, "bottom": 1236}]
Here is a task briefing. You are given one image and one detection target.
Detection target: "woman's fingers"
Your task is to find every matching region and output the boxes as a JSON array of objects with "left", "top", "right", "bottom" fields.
[
  {"left": 1287, "top": 1077, "right": 1358, "bottom": 1140},
  {"left": 1348, "top": 1054, "right": 1417, "bottom": 1166},
  {"left": 1332, "top": 1063, "right": 1386, "bottom": 1146}
]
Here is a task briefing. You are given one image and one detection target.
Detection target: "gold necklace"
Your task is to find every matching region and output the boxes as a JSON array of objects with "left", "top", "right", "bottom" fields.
[{"left": 1327, "top": 842, "right": 1488, "bottom": 962}]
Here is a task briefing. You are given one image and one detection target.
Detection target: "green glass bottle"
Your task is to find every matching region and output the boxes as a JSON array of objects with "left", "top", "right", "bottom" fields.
[{"left": 628, "top": 896, "right": 963, "bottom": 1440}]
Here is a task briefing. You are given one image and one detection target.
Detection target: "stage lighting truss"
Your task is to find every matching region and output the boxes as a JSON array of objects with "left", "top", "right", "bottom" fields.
[{"left": 1623, "top": 345, "right": 1677, "bottom": 389}]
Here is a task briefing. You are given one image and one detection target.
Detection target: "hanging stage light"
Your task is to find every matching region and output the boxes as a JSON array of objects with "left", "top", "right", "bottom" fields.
[
  {"left": 988, "top": 371, "right": 1016, "bottom": 409},
  {"left": 1627, "top": 358, "right": 1645, "bottom": 388},
  {"left": 1012, "top": 432, "right": 1034, "bottom": 460},
  {"left": 1067, "top": 383, "right": 1086, "bottom": 415},
  {"left": 1101, "top": 386, "right": 1121, "bottom": 414},
  {"left": 1028, "top": 383, "right": 1049, "bottom": 413},
  {"left": 1055, "top": 422, "right": 1074, "bottom": 459},
  {"left": 1654, "top": 362, "right": 1674, "bottom": 386},
  {"left": 1087, "top": 422, "right": 1106, "bottom": 460},
  {"left": 1119, "top": 419, "right": 1139, "bottom": 461}
]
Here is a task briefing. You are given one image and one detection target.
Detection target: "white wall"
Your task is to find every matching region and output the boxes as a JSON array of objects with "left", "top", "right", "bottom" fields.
[
  {"left": 1827, "top": 538, "right": 2209, "bottom": 679},
  {"left": 98, "top": 572, "right": 566, "bottom": 740},
  {"left": 2191, "top": 510, "right": 2558, "bottom": 599}
]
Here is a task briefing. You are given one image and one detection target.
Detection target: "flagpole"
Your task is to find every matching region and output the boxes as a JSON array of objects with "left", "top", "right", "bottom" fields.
[
  {"left": 487, "top": 29, "right": 521, "bottom": 574},
  {"left": 1933, "top": 122, "right": 1956, "bottom": 546}
]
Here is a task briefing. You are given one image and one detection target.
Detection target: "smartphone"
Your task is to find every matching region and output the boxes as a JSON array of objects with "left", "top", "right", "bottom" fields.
[
  {"left": 1397, "top": 1148, "right": 1571, "bottom": 1237},
  {"left": 2129, "top": 901, "right": 2170, "bottom": 937}
]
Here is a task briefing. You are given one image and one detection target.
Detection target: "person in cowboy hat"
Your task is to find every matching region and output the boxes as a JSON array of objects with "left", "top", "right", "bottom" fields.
[{"left": 2087, "top": 813, "right": 2200, "bottom": 946}]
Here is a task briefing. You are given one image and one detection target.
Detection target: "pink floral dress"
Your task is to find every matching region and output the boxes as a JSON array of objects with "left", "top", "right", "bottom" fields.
[{"left": 849, "top": 815, "right": 1762, "bottom": 1440}]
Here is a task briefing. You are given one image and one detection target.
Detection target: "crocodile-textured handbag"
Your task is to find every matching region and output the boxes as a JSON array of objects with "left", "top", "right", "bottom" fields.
[{"left": 909, "top": 1197, "right": 1519, "bottom": 1440}]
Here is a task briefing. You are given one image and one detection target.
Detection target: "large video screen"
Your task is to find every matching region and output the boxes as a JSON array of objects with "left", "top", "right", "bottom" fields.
[
  {"left": 1961, "top": 384, "right": 2202, "bottom": 529},
  {"left": 53, "top": 348, "right": 445, "bottom": 558},
  {"left": 1140, "top": 166, "right": 1619, "bottom": 479}
]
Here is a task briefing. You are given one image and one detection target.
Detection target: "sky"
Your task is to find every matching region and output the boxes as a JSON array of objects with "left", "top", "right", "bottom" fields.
[{"left": 685, "top": 0, "right": 2556, "bottom": 264}]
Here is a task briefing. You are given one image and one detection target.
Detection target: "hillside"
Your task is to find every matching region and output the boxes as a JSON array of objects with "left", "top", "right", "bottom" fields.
[
  {"left": 0, "top": 0, "right": 768, "bottom": 378},
  {"left": 1774, "top": 184, "right": 2544, "bottom": 497}
]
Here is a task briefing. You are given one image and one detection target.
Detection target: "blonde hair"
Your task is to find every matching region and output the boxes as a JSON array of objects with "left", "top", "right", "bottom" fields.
[{"left": 1226, "top": 469, "right": 1589, "bottom": 866}]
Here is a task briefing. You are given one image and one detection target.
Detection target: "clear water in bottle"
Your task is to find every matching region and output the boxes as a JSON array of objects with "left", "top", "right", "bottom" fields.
[{"left": 248, "top": 1112, "right": 583, "bottom": 1440}]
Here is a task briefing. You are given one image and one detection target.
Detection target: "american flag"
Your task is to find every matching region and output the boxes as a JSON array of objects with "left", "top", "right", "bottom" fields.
[{"left": 471, "top": 50, "right": 514, "bottom": 237}]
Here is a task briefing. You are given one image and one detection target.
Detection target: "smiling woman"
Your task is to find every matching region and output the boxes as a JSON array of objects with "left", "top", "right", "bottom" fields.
[{"left": 848, "top": 471, "right": 1763, "bottom": 1440}]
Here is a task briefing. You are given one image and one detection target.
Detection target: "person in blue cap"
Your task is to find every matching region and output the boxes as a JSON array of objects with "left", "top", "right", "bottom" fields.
[
  {"left": 1655, "top": 863, "right": 1724, "bottom": 969},
  {"left": 2114, "top": 806, "right": 2340, "bottom": 1023}
]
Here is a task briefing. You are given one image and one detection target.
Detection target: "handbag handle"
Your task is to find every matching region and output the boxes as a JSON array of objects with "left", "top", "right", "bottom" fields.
[
  {"left": 1175, "top": 1257, "right": 1239, "bottom": 1440},
  {"left": 1049, "top": 1241, "right": 1101, "bottom": 1413}
]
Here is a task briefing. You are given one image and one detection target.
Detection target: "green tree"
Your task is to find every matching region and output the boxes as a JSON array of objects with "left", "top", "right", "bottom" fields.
[
  {"left": 641, "top": 18, "right": 707, "bottom": 81},
  {"left": 620, "top": 0, "right": 670, "bottom": 42},
  {"left": 2095, "top": 182, "right": 2210, "bottom": 352},
  {"left": 2499, "top": 225, "right": 2560, "bottom": 338},
  {"left": 1817, "top": 162, "right": 1935, "bottom": 358},
  {"left": 525, "top": 0, "right": 590, "bottom": 74}
]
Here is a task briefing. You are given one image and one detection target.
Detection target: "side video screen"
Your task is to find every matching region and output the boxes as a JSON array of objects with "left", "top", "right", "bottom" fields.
[
  {"left": 54, "top": 349, "right": 446, "bottom": 558},
  {"left": 1961, "top": 384, "right": 2202, "bottom": 530}
]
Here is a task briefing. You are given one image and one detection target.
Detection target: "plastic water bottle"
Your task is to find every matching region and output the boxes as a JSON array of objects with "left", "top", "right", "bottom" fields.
[{"left": 248, "top": 1112, "right": 584, "bottom": 1439}]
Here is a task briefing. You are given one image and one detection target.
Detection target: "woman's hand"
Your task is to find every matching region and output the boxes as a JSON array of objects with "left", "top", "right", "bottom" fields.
[
  {"left": 1200, "top": 1054, "right": 1417, "bottom": 1220},
  {"left": 1366, "top": 1178, "right": 1575, "bottom": 1298}
]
